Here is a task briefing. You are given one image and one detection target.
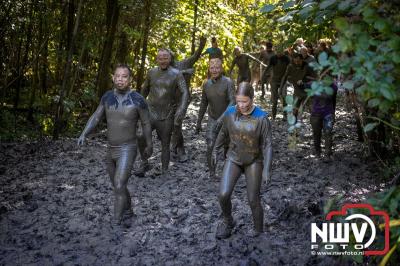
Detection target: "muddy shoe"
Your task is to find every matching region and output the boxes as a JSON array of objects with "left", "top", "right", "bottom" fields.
[{"left": 216, "top": 219, "right": 235, "bottom": 239}]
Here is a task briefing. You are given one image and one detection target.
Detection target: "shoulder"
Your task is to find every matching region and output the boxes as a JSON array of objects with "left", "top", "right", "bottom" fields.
[
  {"left": 129, "top": 91, "right": 148, "bottom": 109},
  {"left": 169, "top": 66, "right": 182, "bottom": 76},
  {"left": 221, "top": 75, "right": 232, "bottom": 83},
  {"left": 224, "top": 105, "right": 236, "bottom": 116},
  {"left": 251, "top": 106, "right": 268, "bottom": 119},
  {"left": 101, "top": 90, "right": 114, "bottom": 102},
  {"left": 146, "top": 67, "right": 158, "bottom": 77}
]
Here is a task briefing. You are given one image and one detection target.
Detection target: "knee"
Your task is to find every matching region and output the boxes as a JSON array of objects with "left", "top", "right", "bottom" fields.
[
  {"left": 218, "top": 191, "right": 231, "bottom": 205},
  {"left": 114, "top": 181, "right": 125, "bottom": 194}
]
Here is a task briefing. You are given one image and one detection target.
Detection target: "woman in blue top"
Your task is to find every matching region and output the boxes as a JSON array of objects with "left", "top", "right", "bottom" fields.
[{"left": 214, "top": 82, "right": 273, "bottom": 239}]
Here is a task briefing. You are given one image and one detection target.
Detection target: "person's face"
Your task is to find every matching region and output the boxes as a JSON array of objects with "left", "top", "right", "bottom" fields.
[
  {"left": 113, "top": 67, "right": 131, "bottom": 91},
  {"left": 212, "top": 41, "right": 218, "bottom": 48},
  {"left": 236, "top": 95, "right": 253, "bottom": 114},
  {"left": 157, "top": 50, "right": 171, "bottom": 70},
  {"left": 209, "top": 60, "right": 222, "bottom": 79}
]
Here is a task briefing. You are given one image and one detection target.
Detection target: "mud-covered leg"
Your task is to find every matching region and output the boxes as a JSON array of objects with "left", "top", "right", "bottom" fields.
[
  {"left": 323, "top": 114, "right": 334, "bottom": 157},
  {"left": 105, "top": 150, "right": 116, "bottom": 186},
  {"left": 216, "top": 160, "right": 242, "bottom": 239},
  {"left": 206, "top": 118, "right": 217, "bottom": 178},
  {"left": 244, "top": 162, "right": 264, "bottom": 236},
  {"left": 270, "top": 82, "right": 279, "bottom": 120},
  {"left": 172, "top": 121, "right": 187, "bottom": 162},
  {"left": 154, "top": 118, "right": 174, "bottom": 175},
  {"left": 310, "top": 115, "right": 323, "bottom": 157},
  {"left": 113, "top": 147, "right": 136, "bottom": 223}
]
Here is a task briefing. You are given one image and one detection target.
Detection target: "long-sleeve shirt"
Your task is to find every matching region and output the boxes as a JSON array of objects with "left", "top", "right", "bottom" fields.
[
  {"left": 141, "top": 66, "right": 188, "bottom": 120},
  {"left": 215, "top": 105, "right": 272, "bottom": 166},
  {"left": 265, "top": 54, "right": 290, "bottom": 82},
  {"left": 197, "top": 76, "right": 235, "bottom": 123}
]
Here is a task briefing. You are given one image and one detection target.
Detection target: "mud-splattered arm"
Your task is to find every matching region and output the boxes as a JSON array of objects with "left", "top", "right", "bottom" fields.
[
  {"left": 260, "top": 116, "right": 273, "bottom": 184},
  {"left": 77, "top": 97, "right": 106, "bottom": 145}
]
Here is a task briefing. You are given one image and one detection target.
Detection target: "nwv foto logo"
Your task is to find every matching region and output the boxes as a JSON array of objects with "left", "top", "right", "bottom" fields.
[{"left": 310, "top": 203, "right": 390, "bottom": 256}]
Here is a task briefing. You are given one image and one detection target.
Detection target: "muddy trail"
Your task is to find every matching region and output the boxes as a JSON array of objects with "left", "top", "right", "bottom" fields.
[{"left": 0, "top": 90, "right": 384, "bottom": 265}]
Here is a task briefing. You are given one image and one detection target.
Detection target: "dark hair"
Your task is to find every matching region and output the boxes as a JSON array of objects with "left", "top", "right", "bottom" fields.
[
  {"left": 236, "top": 82, "right": 254, "bottom": 99},
  {"left": 211, "top": 37, "right": 217, "bottom": 43},
  {"left": 114, "top": 64, "right": 132, "bottom": 77}
]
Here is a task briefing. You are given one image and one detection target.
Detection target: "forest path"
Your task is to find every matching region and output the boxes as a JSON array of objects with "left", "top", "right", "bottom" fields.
[{"left": 0, "top": 90, "right": 382, "bottom": 265}]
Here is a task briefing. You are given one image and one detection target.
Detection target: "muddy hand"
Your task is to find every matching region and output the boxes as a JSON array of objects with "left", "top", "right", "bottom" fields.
[
  {"left": 174, "top": 112, "right": 183, "bottom": 126},
  {"left": 143, "top": 145, "right": 153, "bottom": 159},
  {"left": 77, "top": 135, "right": 86, "bottom": 146}
]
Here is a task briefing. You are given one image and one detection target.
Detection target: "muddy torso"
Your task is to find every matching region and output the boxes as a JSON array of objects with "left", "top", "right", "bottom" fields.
[
  {"left": 202, "top": 76, "right": 235, "bottom": 120},
  {"left": 222, "top": 106, "right": 270, "bottom": 166},
  {"left": 146, "top": 67, "right": 184, "bottom": 120},
  {"left": 101, "top": 90, "right": 148, "bottom": 146},
  {"left": 270, "top": 55, "right": 290, "bottom": 82},
  {"left": 234, "top": 54, "right": 251, "bottom": 78}
]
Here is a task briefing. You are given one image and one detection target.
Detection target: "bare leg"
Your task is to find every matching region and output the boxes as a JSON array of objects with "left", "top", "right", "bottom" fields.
[{"left": 244, "top": 162, "right": 264, "bottom": 234}]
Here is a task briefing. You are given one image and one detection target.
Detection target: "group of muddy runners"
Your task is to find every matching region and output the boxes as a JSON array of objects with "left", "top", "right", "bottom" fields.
[{"left": 77, "top": 36, "right": 337, "bottom": 239}]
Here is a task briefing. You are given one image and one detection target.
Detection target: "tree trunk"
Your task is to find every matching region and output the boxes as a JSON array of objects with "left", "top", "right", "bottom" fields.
[
  {"left": 136, "top": 0, "right": 152, "bottom": 91},
  {"left": 115, "top": 31, "right": 129, "bottom": 64},
  {"left": 95, "top": 0, "right": 120, "bottom": 98},
  {"left": 68, "top": 41, "right": 86, "bottom": 97},
  {"left": 53, "top": 0, "right": 84, "bottom": 139},
  {"left": 191, "top": 0, "right": 199, "bottom": 55},
  {"left": 14, "top": 2, "right": 34, "bottom": 110}
]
